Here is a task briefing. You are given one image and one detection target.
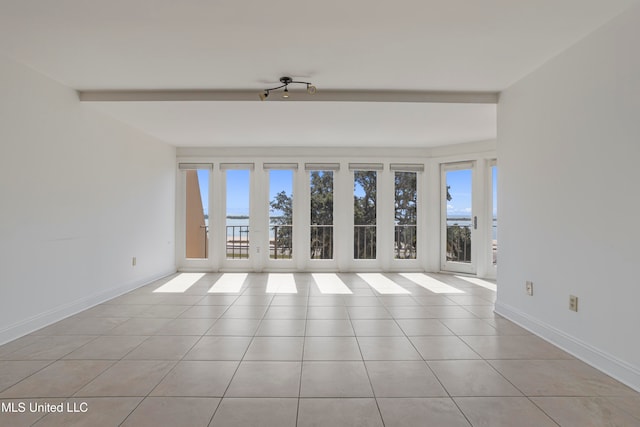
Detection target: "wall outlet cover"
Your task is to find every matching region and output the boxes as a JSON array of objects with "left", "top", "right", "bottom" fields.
[{"left": 569, "top": 295, "right": 578, "bottom": 312}]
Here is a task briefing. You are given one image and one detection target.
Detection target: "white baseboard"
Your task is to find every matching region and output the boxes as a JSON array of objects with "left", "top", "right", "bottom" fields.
[
  {"left": 0, "top": 267, "right": 177, "bottom": 346},
  {"left": 495, "top": 301, "right": 640, "bottom": 393}
]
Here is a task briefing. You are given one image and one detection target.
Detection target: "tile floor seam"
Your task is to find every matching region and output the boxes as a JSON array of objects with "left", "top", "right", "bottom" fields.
[
  {"left": 522, "top": 396, "right": 563, "bottom": 427},
  {"left": 295, "top": 283, "right": 312, "bottom": 427},
  {"left": 117, "top": 396, "right": 150, "bottom": 427},
  {"left": 203, "top": 284, "right": 263, "bottom": 407},
  {"left": 205, "top": 396, "right": 223, "bottom": 427},
  {"left": 218, "top": 293, "right": 273, "bottom": 401},
  {"left": 141, "top": 359, "right": 182, "bottom": 397},
  {"left": 477, "top": 355, "right": 531, "bottom": 398},
  {"left": 347, "top": 299, "right": 386, "bottom": 427},
  {"left": 446, "top": 397, "right": 475, "bottom": 426},
  {"left": 0, "top": 359, "right": 58, "bottom": 395}
]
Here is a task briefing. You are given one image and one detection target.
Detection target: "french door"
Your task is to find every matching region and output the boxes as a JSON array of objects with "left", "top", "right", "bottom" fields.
[
  {"left": 441, "top": 162, "right": 476, "bottom": 274},
  {"left": 221, "top": 164, "right": 253, "bottom": 270},
  {"left": 176, "top": 163, "right": 212, "bottom": 271}
]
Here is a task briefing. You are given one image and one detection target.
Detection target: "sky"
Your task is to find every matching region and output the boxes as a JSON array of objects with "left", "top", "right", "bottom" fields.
[
  {"left": 268, "top": 169, "right": 293, "bottom": 218},
  {"left": 196, "top": 167, "right": 495, "bottom": 219},
  {"left": 446, "top": 169, "right": 472, "bottom": 217},
  {"left": 196, "top": 169, "right": 209, "bottom": 216},
  {"left": 492, "top": 165, "right": 498, "bottom": 217},
  {"left": 226, "top": 169, "right": 251, "bottom": 216},
  {"left": 195, "top": 169, "right": 294, "bottom": 218}
]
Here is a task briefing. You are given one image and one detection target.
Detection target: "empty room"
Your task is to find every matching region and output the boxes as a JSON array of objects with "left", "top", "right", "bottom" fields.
[{"left": 1, "top": 1, "right": 639, "bottom": 426}]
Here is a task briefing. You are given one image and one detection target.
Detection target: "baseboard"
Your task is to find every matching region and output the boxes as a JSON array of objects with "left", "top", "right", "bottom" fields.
[
  {"left": 0, "top": 267, "right": 177, "bottom": 346},
  {"left": 495, "top": 301, "right": 640, "bottom": 392}
]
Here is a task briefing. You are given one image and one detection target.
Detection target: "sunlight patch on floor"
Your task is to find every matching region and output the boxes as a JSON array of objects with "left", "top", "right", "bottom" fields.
[
  {"left": 208, "top": 273, "right": 247, "bottom": 293},
  {"left": 153, "top": 273, "right": 205, "bottom": 293},
  {"left": 357, "top": 273, "right": 411, "bottom": 295},
  {"left": 454, "top": 275, "right": 497, "bottom": 292},
  {"left": 266, "top": 273, "right": 298, "bottom": 294},
  {"left": 312, "top": 273, "right": 353, "bottom": 294},
  {"left": 400, "top": 273, "right": 465, "bottom": 294}
]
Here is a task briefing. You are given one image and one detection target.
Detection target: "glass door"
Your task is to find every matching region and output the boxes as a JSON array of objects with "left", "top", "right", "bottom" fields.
[
  {"left": 222, "top": 165, "right": 253, "bottom": 269},
  {"left": 394, "top": 171, "right": 418, "bottom": 260},
  {"left": 177, "top": 163, "right": 212, "bottom": 270},
  {"left": 267, "top": 167, "right": 295, "bottom": 266},
  {"left": 353, "top": 169, "right": 378, "bottom": 261},
  {"left": 309, "top": 169, "right": 335, "bottom": 265},
  {"left": 490, "top": 160, "right": 498, "bottom": 275},
  {"left": 441, "top": 162, "right": 476, "bottom": 274}
]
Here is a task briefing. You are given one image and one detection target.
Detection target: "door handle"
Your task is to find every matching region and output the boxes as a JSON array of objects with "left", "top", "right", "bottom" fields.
[{"left": 473, "top": 216, "right": 477, "bottom": 230}]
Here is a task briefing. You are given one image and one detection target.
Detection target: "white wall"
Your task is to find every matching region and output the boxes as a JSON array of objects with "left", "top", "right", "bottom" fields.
[
  {"left": 0, "top": 55, "right": 176, "bottom": 344},
  {"left": 497, "top": 4, "right": 640, "bottom": 390}
]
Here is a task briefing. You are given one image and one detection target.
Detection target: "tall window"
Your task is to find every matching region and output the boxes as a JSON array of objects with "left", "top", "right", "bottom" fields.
[
  {"left": 226, "top": 169, "right": 250, "bottom": 259},
  {"left": 394, "top": 171, "right": 417, "bottom": 259},
  {"left": 184, "top": 168, "right": 209, "bottom": 259},
  {"left": 354, "top": 170, "right": 377, "bottom": 259},
  {"left": 445, "top": 168, "right": 473, "bottom": 263},
  {"left": 310, "top": 171, "right": 334, "bottom": 259},
  {"left": 492, "top": 163, "right": 498, "bottom": 266},
  {"left": 269, "top": 169, "right": 293, "bottom": 259}
]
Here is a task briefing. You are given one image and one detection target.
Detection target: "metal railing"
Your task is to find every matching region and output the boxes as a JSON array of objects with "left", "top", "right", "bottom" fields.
[
  {"left": 354, "top": 225, "right": 376, "bottom": 259},
  {"left": 394, "top": 224, "right": 417, "bottom": 259},
  {"left": 310, "top": 225, "right": 333, "bottom": 259},
  {"left": 446, "top": 225, "right": 471, "bottom": 262},
  {"left": 199, "top": 225, "right": 209, "bottom": 258},
  {"left": 270, "top": 224, "right": 293, "bottom": 259},
  {"left": 226, "top": 225, "right": 249, "bottom": 259},
  {"left": 492, "top": 223, "right": 498, "bottom": 265}
]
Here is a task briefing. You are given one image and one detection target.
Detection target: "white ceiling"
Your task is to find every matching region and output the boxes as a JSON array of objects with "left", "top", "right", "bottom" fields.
[
  {"left": 89, "top": 101, "right": 496, "bottom": 148},
  {"left": 1, "top": 0, "right": 637, "bottom": 147}
]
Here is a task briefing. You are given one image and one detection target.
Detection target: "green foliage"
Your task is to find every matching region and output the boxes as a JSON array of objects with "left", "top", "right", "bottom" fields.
[
  {"left": 310, "top": 171, "right": 334, "bottom": 259},
  {"left": 447, "top": 225, "right": 471, "bottom": 262},
  {"left": 266, "top": 170, "right": 422, "bottom": 260},
  {"left": 353, "top": 171, "right": 377, "bottom": 226},
  {"left": 394, "top": 172, "right": 417, "bottom": 259},
  {"left": 310, "top": 171, "right": 334, "bottom": 225},
  {"left": 269, "top": 190, "right": 292, "bottom": 225},
  {"left": 270, "top": 190, "right": 293, "bottom": 258},
  {"left": 394, "top": 172, "right": 417, "bottom": 225},
  {"left": 354, "top": 171, "right": 377, "bottom": 258}
]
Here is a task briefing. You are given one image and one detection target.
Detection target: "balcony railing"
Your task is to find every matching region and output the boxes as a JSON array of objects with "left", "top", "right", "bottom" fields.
[
  {"left": 354, "top": 225, "right": 376, "bottom": 259},
  {"left": 226, "top": 225, "right": 249, "bottom": 259},
  {"left": 492, "top": 223, "right": 497, "bottom": 265},
  {"left": 394, "top": 224, "right": 417, "bottom": 259},
  {"left": 310, "top": 225, "right": 333, "bottom": 259},
  {"left": 270, "top": 224, "right": 293, "bottom": 259},
  {"left": 446, "top": 225, "right": 471, "bottom": 262}
]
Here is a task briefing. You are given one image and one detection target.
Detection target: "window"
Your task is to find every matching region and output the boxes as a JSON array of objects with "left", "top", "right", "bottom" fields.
[
  {"left": 269, "top": 169, "right": 294, "bottom": 259},
  {"left": 354, "top": 170, "right": 377, "bottom": 259},
  {"left": 445, "top": 167, "right": 473, "bottom": 264},
  {"left": 394, "top": 171, "right": 417, "bottom": 259},
  {"left": 310, "top": 170, "right": 334, "bottom": 259},
  {"left": 226, "top": 169, "right": 250, "bottom": 259},
  {"left": 491, "top": 162, "right": 498, "bottom": 266},
  {"left": 182, "top": 166, "right": 210, "bottom": 259}
]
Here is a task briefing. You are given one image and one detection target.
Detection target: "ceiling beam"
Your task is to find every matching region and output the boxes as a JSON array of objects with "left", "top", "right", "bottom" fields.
[{"left": 78, "top": 89, "right": 499, "bottom": 104}]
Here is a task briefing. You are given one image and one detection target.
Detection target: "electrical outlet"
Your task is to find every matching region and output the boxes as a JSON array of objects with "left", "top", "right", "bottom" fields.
[
  {"left": 526, "top": 281, "right": 533, "bottom": 296},
  {"left": 569, "top": 295, "right": 578, "bottom": 312},
  {"left": 132, "top": 257, "right": 137, "bottom": 266}
]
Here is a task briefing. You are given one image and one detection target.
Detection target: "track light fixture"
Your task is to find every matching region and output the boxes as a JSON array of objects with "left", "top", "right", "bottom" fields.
[{"left": 259, "top": 76, "right": 317, "bottom": 101}]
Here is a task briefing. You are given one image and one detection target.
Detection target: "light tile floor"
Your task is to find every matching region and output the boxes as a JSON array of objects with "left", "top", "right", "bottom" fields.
[{"left": 1, "top": 272, "right": 639, "bottom": 426}]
